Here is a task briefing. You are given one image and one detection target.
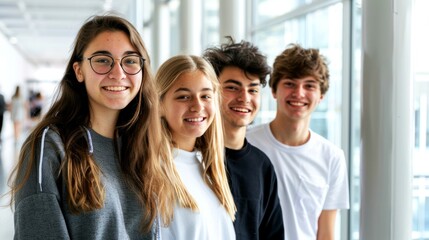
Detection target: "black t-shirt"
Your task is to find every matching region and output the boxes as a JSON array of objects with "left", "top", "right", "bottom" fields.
[{"left": 225, "top": 139, "right": 284, "bottom": 240}]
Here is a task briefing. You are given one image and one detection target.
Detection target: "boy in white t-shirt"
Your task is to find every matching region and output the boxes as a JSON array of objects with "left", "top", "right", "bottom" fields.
[{"left": 247, "top": 44, "right": 349, "bottom": 240}]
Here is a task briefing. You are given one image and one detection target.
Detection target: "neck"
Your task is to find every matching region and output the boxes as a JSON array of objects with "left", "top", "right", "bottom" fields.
[
  {"left": 176, "top": 143, "right": 195, "bottom": 152},
  {"left": 90, "top": 111, "right": 119, "bottom": 138},
  {"left": 224, "top": 126, "right": 246, "bottom": 150},
  {"left": 270, "top": 117, "right": 310, "bottom": 146},
  {"left": 173, "top": 135, "right": 196, "bottom": 152}
]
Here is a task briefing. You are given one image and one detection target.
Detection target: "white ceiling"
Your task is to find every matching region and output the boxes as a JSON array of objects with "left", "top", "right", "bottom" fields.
[{"left": 0, "top": 0, "right": 135, "bottom": 67}]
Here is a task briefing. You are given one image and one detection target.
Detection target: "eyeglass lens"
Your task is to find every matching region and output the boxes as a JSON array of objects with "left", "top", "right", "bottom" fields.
[{"left": 89, "top": 55, "right": 144, "bottom": 75}]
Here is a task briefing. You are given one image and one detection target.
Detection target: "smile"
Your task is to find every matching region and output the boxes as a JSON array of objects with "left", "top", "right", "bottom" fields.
[
  {"left": 185, "top": 117, "right": 205, "bottom": 122},
  {"left": 231, "top": 107, "right": 251, "bottom": 113},
  {"left": 288, "top": 101, "right": 306, "bottom": 106},
  {"left": 103, "top": 86, "right": 127, "bottom": 91}
]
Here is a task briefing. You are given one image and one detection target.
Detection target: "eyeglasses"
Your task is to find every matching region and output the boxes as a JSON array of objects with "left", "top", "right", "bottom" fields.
[{"left": 84, "top": 54, "right": 145, "bottom": 75}]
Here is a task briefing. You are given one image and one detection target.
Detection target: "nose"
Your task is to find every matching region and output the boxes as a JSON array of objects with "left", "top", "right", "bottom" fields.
[
  {"left": 190, "top": 98, "right": 204, "bottom": 112},
  {"left": 237, "top": 89, "right": 250, "bottom": 103},
  {"left": 108, "top": 60, "right": 126, "bottom": 80},
  {"left": 291, "top": 84, "right": 305, "bottom": 97}
]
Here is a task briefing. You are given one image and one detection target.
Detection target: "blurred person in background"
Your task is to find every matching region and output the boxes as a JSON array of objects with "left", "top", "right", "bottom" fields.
[
  {"left": 29, "top": 91, "right": 44, "bottom": 125},
  {"left": 10, "top": 86, "right": 26, "bottom": 144}
]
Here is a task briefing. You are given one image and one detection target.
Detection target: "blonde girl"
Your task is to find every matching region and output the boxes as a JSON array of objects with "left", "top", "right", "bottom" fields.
[{"left": 155, "top": 55, "right": 236, "bottom": 240}]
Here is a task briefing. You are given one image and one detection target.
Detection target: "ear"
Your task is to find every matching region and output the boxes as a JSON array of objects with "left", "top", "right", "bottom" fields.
[
  {"left": 318, "top": 94, "right": 325, "bottom": 104},
  {"left": 159, "top": 102, "right": 166, "bottom": 117},
  {"left": 272, "top": 88, "right": 277, "bottom": 99},
  {"left": 73, "top": 62, "right": 84, "bottom": 82}
]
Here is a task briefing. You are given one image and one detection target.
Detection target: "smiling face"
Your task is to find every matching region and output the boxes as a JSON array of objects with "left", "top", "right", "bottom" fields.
[
  {"left": 161, "top": 70, "right": 215, "bottom": 151},
  {"left": 273, "top": 76, "right": 324, "bottom": 123},
  {"left": 218, "top": 66, "right": 261, "bottom": 131},
  {"left": 73, "top": 30, "right": 142, "bottom": 120}
]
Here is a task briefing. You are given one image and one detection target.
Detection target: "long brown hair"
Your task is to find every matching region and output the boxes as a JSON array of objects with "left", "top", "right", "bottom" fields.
[{"left": 9, "top": 14, "right": 169, "bottom": 232}]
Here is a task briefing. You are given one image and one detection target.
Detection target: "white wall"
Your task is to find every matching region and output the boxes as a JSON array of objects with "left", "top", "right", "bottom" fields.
[{"left": 0, "top": 32, "right": 35, "bottom": 100}]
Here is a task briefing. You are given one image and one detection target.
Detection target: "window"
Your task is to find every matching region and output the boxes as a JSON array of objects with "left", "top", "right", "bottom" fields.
[
  {"left": 412, "top": 0, "right": 429, "bottom": 239},
  {"left": 252, "top": 2, "right": 343, "bottom": 144},
  {"left": 253, "top": 0, "right": 314, "bottom": 24},
  {"left": 202, "top": 0, "right": 219, "bottom": 49}
]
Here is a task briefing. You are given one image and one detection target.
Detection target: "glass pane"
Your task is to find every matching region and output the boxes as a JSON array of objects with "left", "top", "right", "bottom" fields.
[
  {"left": 425, "top": 196, "right": 429, "bottom": 230},
  {"left": 253, "top": 0, "right": 313, "bottom": 24},
  {"left": 412, "top": 196, "right": 419, "bottom": 232},
  {"left": 202, "top": 0, "right": 219, "bottom": 49},
  {"left": 412, "top": 0, "right": 429, "bottom": 239},
  {"left": 412, "top": 177, "right": 429, "bottom": 239},
  {"left": 169, "top": 0, "right": 180, "bottom": 55},
  {"left": 253, "top": 3, "right": 343, "bottom": 143},
  {"left": 252, "top": 23, "right": 286, "bottom": 125}
]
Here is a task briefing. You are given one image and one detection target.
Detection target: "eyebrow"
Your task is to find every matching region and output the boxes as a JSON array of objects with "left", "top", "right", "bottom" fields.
[
  {"left": 303, "top": 79, "right": 319, "bottom": 84},
  {"left": 224, "top": 79, "right": 261, "bottom": 87},
  {"left": 285, "top": 78, "right": 318, "bottom": 83},
  {"left": 174, "top": 87, "right": 213, "bottom": 93},
  {"left": 90, "top": 50, "right": 140, "bottom": 56}
]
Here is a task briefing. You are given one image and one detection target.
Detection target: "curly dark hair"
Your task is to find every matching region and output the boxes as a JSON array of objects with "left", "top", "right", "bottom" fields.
[{"left": 203, "top": 36, "right": 271, "bottom": 87}]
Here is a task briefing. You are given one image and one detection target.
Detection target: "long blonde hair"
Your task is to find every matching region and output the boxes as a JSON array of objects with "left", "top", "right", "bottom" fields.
[{"left": 155, "top": 55, "right": 236, "bottom": 225}]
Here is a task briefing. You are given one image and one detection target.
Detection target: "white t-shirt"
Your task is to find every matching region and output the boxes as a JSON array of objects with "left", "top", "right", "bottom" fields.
[
  {"left": 246, "top": 123, "right": 349, "bottom": 240},
  {"left": 161, "top": 148, "right": 235, "bottom": 240}
]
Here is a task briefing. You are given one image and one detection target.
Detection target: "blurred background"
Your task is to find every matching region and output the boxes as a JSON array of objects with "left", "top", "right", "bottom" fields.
[{"left": 0, "top": 0, "right": 427, "bottom": 239}]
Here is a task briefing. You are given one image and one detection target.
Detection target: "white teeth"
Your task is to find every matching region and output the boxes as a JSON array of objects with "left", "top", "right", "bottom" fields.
[
  {"left": 289, "top": 101, "right": 305, "bottom": 106},
  {"left": 105, "top": 86, "right": 126, "bottom": 91},
  {"left": 186, "top": 117, "right": 204, "bottom": 122},
  {"left": 232, "top": 107, "right": 250, "bottom": 113}
]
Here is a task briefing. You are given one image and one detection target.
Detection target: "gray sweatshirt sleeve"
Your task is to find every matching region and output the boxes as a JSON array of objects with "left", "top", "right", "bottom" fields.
[
  {"left": 14, "top": 193, "right": 70, "bottom": 240},
  {"left": 14, "top": 129, "right": 70, "bottom": 240}
]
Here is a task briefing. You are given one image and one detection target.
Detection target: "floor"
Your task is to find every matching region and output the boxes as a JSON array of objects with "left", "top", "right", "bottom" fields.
[{"left": 0, "top": 114, "right": 26, "bottom": 240}]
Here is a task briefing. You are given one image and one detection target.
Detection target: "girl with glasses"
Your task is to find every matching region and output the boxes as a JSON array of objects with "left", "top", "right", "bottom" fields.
[
  {"left": 9, "top": 14, "right": 171, "bottom": 239},
  {"left": 155, "top": 55, "right": 236, "bottom": 240}
]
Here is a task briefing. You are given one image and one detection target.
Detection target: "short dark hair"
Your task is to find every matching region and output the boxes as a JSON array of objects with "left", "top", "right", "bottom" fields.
[
  {"left": 270, "top": 43, "right": 330, "bottom": 95},
  {"left": 203, "top": 36, "right": 271, "bottom": 87}
]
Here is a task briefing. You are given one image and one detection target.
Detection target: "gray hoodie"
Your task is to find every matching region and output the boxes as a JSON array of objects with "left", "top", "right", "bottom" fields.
[{"left": 14, "top": 127, "right": 155, "bottom": 240}]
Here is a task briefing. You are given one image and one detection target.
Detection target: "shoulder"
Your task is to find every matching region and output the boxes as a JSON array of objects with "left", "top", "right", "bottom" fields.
[
  {"left": 42, "top": 128, "right": 65, "bottom": 153},
  {"left": 25, "top": 126, "right": 66, "bottom": 171},
  {"left": 14, "top": 127, "right": 66, "bottom": 204},
  {"left": 246, "top": 141, "right": 278, "bottom": 172},
  {"left": 246, "top": 123, "right": 270, "bottom": 140},
  {"left": 246, "top": 123, "right": 274, "bottom": 148},
  {"left": 310, "top": 131, "right": 344, "bottom": 155},
  {"left": 246, "top": 142, "right": 270, "bottom": 161},
  {"left": 246, "top": 123, "right": 267, "bottom": 133},
  {"left": 44, "top": 127, "right": 62, "bottom": 140}
]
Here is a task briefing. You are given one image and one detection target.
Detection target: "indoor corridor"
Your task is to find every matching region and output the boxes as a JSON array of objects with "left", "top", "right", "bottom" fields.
[{"left": 0, "top": 111, "right": 25, "bottom": 239}]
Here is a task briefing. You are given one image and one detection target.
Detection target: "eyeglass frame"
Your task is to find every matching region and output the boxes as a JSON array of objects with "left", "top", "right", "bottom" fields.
[{"left": 81, "top": 54, "right": 145, "bottom": 75}]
